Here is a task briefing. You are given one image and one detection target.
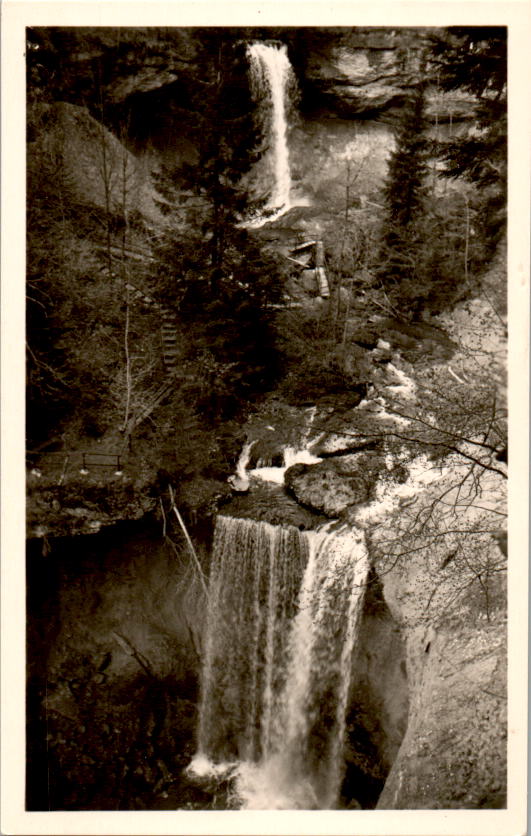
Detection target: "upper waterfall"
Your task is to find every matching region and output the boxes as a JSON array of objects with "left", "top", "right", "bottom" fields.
[{"left": 245, "top": 42, "right": 296, "bottom": 227}]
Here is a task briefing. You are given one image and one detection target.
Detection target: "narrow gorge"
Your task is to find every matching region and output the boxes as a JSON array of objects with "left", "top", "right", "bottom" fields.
[{"left": 25, "top": 26, "right": 508, "bottom": 815}]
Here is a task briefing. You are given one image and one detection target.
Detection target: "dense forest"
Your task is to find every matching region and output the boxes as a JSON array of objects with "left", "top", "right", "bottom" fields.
[{"left": 25, "top": 26, "right": 508, "bottom": 814}]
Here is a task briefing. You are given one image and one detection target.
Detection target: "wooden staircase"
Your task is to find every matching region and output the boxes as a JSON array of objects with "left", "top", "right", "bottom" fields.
[
  {"left": 124, "top": 283, "right": 180, "bottom": 377},
  {"left": 160, "top": 308, "right": 180, "bottom": 375}
]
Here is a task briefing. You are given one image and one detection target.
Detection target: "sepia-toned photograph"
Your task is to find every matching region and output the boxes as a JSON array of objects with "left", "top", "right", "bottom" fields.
[{"left": 2, "top": 2, "right": 529, "bottom": 834}]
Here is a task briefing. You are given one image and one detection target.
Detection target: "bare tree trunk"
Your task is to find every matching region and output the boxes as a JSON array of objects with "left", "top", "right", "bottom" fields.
[
  {"left": 119, "top": 133, "right": 132, "bottom": 433},
  {"left": 122, "top": 286, "right": 132, "bottom": 432},
  {"left": 464, "top": 193, "right": 470, "bottom": 285},
  {"left": 334, "top": 158, "right": 351, "bottom": 339},
  {"left": 97, "top": 97, "right": 114, "bottom": 279},
  {"left": 168, "top": 485, "right": 209, "bottom": 598}
]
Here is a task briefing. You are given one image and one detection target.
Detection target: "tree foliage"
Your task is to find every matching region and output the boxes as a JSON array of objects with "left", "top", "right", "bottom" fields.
[
  {"left": 376, "top": 83, "right": 435, "bottom": 316},
  {"left": 383, "top": 88, "right": 429, "bottom": 246},
  {"left": 26, "top": 26, "right": 507, "bottom": 527},
  {"left": 429, "top": 27, "right": 507, "bottom": 251},
  {"left": 149, "top": 31, "right": 287, "bottom": 420},
  {"left": 373, "top": 28, "right": 506, "bottom": 319}
]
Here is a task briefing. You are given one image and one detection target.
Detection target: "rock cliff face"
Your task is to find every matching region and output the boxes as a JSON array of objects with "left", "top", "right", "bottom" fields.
[
  {"left": 299, "top": 28, "right": 476, "bottom": 120},
  {"left": 301, "top": 28, "right": 423, "bottom": 117},
  {"left": 342, "top": 574, "right": 410, "bottom": 807},
  {"left": 26, "top": 522, "right": 208, "bottom": 810},
  {"left": 29, "top": 26, "right": 476, "bottom": 165},
  {"left": 374, "top": 545, "right": 506, "bottom": 808}
]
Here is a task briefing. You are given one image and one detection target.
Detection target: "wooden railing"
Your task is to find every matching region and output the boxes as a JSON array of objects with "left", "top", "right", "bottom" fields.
[{"left": 27, "top": 450, "right": 125, "bottom": 483}]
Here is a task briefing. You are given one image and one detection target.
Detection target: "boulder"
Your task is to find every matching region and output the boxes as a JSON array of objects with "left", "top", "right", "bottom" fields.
[
  {"left": 227, "top": 474, "right": 250, "bottom": 493},
  {"left": 285, "top": 451, "right": 386, "bottom": 516}
]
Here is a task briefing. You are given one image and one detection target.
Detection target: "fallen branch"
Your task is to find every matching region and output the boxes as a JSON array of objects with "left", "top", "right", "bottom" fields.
[
  {"left": 111, "top": 631, "right": 153, "bottom": 676},
  {"left": 159, "top": 497, "right": 167, "bottom": 538},
  {"left": 58, "top": 455, "right": 69, "bottom": 486},
  {"left": 448, "top": 365, "right": 468, "bottom": 385},
  {"left": 168, "top": 485, "right": 209, "bottom": 598}
]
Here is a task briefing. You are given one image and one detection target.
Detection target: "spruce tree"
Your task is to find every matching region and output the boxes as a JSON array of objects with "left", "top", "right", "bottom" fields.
[
  {"left": 384, "top": 89, "right": 429, "bottom": 239},
  {"left": 151, "top": 29, "right": 286, "bottom": 417},
  {"left": 169, "top": 29, "right": 266, "bottom": 292},
  {"left": 380, "top": 84, "right": 429, "bottom": 301}
]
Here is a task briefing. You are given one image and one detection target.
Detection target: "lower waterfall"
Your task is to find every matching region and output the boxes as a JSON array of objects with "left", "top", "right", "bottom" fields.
[{"left": 190, "top": 515, "right": 369, "bottom": 809}]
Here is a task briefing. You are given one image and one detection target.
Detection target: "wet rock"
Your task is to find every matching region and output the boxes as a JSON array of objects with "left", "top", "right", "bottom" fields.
[
  {"left": 226, "top": 483, "right": 325, "bottom": 529},
  {"left": 227, "top": 474, "right": 250, "bottom": 493},
  {"left": 26, "top": 481, "right": 157, "bottom": 538},
  {"left": 342, "top": 573, "right": 409, "bottom": 809},
  {"left": 26, "top": 522, "right": 207, "bottom": 810},
  {"left": 285, "top": 452, "right": 386, "bottom": 517}
]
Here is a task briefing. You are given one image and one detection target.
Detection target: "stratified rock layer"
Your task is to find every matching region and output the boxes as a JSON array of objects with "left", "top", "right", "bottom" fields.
[{"left": 300, "top": 28, "right": 476, "bottom": 120}]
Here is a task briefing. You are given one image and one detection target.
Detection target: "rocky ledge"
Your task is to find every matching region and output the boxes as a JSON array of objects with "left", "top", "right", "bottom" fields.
[{"left": 301, "top": 29, "right": 477, "bottom": 120}]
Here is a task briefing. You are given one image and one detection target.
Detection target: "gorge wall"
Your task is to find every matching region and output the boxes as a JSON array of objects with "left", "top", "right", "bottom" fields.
[{"left": 27, "top": 418, "right": 507, "bottom": 810}]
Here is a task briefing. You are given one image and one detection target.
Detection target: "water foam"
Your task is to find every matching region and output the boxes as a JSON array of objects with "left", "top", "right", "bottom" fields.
[
  {"left": 192, "top": 516, "right": 369, "bottom": 809},
  {"left": 250, "top": 444, "right": 322, "bottom": 484}
]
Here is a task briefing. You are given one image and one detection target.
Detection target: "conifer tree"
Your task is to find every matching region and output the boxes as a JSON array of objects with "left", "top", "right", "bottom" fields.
[
  {"left": 383, "top": 88, "right": 429, "bottom": 241},
  {"left": 165, "top": 29, "right": 265, "bottom": 293},
  {"left": 379, "top": 83, "right": 429, "bottom": 304},
  {"left": 151, "top": 30, "right": 286, "bottom": 417}
]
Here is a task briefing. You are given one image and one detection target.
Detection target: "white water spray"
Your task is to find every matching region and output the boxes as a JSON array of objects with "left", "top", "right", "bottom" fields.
[
  {"left": 246, "top": 42, "right": 295, "bottom": 226},
  {"left": 191, "top": 516, "right": 369, "bottom": 809},
  {"left": 250, "top": 444, "right": 322, "bottom": 485},
  {"left": 228, "top": 439, "right": 257, "bottom": 492}
]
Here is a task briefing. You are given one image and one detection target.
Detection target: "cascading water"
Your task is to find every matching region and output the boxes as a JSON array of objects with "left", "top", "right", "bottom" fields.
[
  {"left": 250, "top": 443, "right": 322, "bottom": 485},
  {"left": 245, "top": 42, "right": 296, "bottom": 226},
  {"left": 228, "top": 439, "right": 257, "bottom": 492},
  {"left": 190, "top": 515, "right": 369, "bottom": 809}
]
